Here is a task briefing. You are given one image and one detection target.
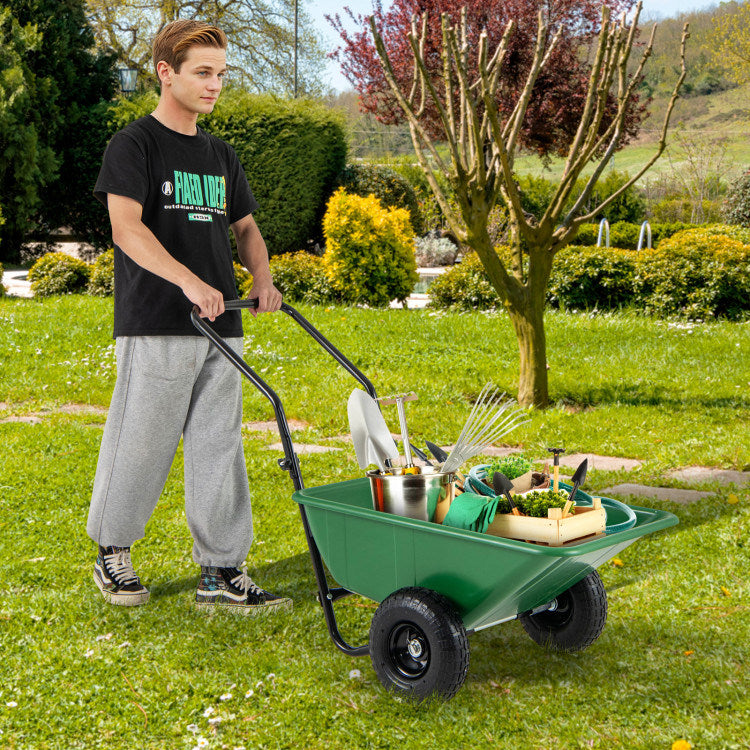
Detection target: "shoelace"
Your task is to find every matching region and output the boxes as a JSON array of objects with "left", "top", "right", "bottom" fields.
[
  {"left": 229, "top": 565, "right": 263, "bottom": 596},
  {"left": 104, "top": 549, "right": 139, "bottom": 585}
]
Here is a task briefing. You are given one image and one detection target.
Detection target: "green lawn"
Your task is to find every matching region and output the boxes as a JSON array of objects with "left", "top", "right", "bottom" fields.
[{"left": 1, "top": 296, "right": 747, "bottom": 749}]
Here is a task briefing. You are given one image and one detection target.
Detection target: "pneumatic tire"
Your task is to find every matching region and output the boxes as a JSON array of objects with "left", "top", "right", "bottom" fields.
[
  {"left": 519, "top": 570, "right": 608, "bottom": 653},
  {"left": 369, "top": 587, "right": 469, "bottom": 701}
]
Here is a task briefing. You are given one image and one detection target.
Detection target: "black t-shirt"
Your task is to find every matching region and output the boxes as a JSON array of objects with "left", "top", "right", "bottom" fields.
[{"left": 94, "top": 115, "right": 258, "bottom": 337}]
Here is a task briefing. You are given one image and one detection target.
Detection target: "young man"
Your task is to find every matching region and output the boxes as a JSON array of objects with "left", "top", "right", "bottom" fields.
[{"left": 87, "top": 20, "right": 291, "bottom": 615}]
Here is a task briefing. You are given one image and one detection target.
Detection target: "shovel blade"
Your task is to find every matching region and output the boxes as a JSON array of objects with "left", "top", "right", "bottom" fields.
[{"left": 348, "top": 389, "right": 399, "bottom": 470}]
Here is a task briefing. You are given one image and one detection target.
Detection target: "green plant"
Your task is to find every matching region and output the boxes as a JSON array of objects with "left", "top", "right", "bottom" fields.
[
  {"left": 205, "top": 93, "right": 347, "bottom": 256},
  {"left": 496, "top": 488, "right": 571, "bottom": 517},
  {"left": 427, "top": 252, "right": 501, "bottom": 310},
  {"left": 269, "top": 251, "right": 335, "bottom": 303},
  {"left": 548, "top": 245, "right": 637, "bottom": 310},
  {"left": 338, "top": 162, "right": 423, "bottom": 235},
  {"left": 322, "top": 188, "right": 418, "bottom": 307},
  {"left": 28, "top": 252, "right": 90, "bottom": 296},
  {"left": 233, "top": 262, "right": 253, "bottom": 298},
  {"left": 572, "top": 221, "right": 692, "bottom": 249},
  {"left": 485, "top": 454, "right": 533, "bottom": 481},
  {"left": 414, "top": 232, "right": 458, "bottom": 267},
  {"left": 723, "top": 170, "right": 750, "bottom": 226},
  {"left": 0, "top": 259, "right": 4, "bottom": 297},
  {"left": 633, "top": 227, "right": 750, "bottom": 320},
  {"left": 87, "top": 248, "right": 114, "bottom": 296}
]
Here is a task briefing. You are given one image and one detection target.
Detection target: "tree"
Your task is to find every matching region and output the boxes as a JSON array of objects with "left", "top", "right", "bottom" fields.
[
  {"left": 707, "top": 0, "right": 750, "bottom": 86},
  {"left": 0, "top": 0, "right": 117, "bottom": 261},
  {"left": 86, "top": 0, "right": 327, "bottom": 95},
  {"left": 369, "top": 2, "right": 687, "bottom": 407},
  {"left": 330, "top": 0, "right": 646, "bottom": 157},
  {"left": 0, "top": 7, "right": 57, "bottom": 261}
]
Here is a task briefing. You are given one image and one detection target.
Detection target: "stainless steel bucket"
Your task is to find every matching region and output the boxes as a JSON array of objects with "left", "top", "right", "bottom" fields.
[{"left": 367, "top": 470, "right": 455, "bottom": 522}]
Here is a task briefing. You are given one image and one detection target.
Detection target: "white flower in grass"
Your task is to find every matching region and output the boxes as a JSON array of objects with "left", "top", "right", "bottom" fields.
[
  {"left": 208, "top": 716, "right": 222, "bottom": 725},
  {"left": 6, "top": 702, "right": 17, "bottom": 708},
  {"left": 95, "top": 633, "right": 113, "bottom": 642},
  {"left": 348, "top": 669, "right": 362, "bottom": 680},
  {"left": 244, "top": 689, "right": 254, "bottom": 699},
  {"left": 118, "top": 642, "right": 131, "bottom": 649},
  {"left": 219, "top": 693, "right": 232, "bottom": 701},
  {"left": 186, "top": 724, "right": 199, "bottom": 734},
  {"left": 195, "top": 738, "right": 209, "bottom": 749},
  {"left": 84, "top": 649, "right": 95, "bottom": 658},
  {"left": 202, "top": 706, "right": 215, "bottom": 717}
]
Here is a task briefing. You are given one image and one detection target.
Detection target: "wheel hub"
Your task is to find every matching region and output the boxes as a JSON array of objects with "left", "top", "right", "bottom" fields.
[{"left": 407, "top": 638, "right": 424, "bottom": 659}]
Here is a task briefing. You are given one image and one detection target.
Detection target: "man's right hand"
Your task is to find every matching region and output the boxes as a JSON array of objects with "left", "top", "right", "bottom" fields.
[{"left": 181, "top": 276, "right": 225, "bottom": 321}]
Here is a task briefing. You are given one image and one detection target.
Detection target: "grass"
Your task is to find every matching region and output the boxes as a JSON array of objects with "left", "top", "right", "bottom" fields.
[{"left": 1, "top": 295, "right": 748, "bottom": 749}]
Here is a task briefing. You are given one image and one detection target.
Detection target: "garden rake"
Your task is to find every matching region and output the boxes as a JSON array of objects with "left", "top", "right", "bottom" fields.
[{"left": 441, "top": 384, "right": 531, "bottom": 475}]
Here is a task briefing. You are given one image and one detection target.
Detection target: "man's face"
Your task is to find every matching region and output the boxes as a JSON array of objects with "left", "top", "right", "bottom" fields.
[{"left": 164, "top": 45, "right": 227, "bottom": 115}]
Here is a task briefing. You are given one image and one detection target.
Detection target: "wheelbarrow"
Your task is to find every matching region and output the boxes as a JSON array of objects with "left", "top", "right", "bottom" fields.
[{"left": 191, "top": 300, "right": 679, "bottom": 701}]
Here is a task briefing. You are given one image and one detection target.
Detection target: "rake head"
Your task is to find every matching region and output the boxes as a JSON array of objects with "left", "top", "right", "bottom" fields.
[{"left": 442, "top": 384, "right": 531, "bottom": 475}]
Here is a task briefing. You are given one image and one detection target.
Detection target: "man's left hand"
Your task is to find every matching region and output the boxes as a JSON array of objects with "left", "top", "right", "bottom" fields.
[{"left": 247, "top": 280, "right": 283, "bottom": 316}]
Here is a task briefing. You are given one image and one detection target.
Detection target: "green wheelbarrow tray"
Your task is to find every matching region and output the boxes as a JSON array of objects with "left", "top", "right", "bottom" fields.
[{"left": 293, "top": 478, "right": 678, "bottom": 632}]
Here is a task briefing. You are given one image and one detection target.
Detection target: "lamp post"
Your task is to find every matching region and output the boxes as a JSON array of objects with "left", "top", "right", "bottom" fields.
[
  {"left": 117, "top": 66, "right": 138, "bottom": 96},
  {"left": 293, "top": 0, "right": 298, "bottom": 98}
]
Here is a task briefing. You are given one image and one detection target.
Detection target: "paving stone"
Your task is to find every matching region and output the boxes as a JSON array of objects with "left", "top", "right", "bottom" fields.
[
  {"left": 243, "top": 419, "right": 308, "bottom": 432},
  {"left": 599, "top": 483, "right": 714, "bottom": 504},
  {"left": 667, "top": 467, "right": 750, "bottom": 487},
  {"left": 560, "top": 453, "right": 642, "bottom": 472},
  {"left": 265, "top": 442, "right": 342, "bottom": 454}
]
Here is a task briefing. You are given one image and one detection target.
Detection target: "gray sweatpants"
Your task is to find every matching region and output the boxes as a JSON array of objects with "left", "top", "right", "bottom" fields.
[{"left": 87, "top": 335, "right": 252, "bottom": 567}]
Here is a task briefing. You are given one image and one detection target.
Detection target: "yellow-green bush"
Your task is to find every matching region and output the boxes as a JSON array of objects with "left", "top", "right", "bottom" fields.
[
  {"left": 269, "top": 251, "right": 335, "bottom": 304},
  {"left": 28, "top": 253, "right": 90, "bottom": 297},
  {"left": 633, "top": 227, "right": 750, "bottom": 320},
  {"left": 0, "top": 260, "right": 5, "bottom": 297},
  {"left": 233, "top": 262, "right": 254, "bottom": 298},
  {"left": 87, "top": 249, "right": 114, "bottom": 296},
  {"left": 322, "top": 189, "right": 418, "bottom": 307}
]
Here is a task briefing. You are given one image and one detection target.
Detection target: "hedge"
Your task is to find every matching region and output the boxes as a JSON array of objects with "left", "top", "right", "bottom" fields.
[
  {"left": 28, "top": 252, "right": 90, "bottom": 296},
  {"left": 429, "top": 225, "right": 750, "bottom": 319},
  {"left": 572, "top": 221, "right": 692, "bottom": 250}
]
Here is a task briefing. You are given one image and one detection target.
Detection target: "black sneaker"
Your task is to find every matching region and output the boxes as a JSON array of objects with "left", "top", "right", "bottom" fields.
[
  {"left": 93, "top": 545, "right": 150, "bottom": 606},
  {"left": 195, "top": 565, "right": 292, "bottom": 615}
]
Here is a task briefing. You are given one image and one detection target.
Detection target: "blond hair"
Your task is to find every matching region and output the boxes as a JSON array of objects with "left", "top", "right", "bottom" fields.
[{"left": 152, "top": 20, "right": 227, "bottom": 74}]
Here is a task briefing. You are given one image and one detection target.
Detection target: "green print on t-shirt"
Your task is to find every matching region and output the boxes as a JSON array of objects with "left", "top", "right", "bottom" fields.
[{"left": 173, "top": 171, "right": 226, "bottom": 210}]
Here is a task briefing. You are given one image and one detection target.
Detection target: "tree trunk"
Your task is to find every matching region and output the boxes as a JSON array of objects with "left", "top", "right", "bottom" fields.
[{"left": 507, "top": 297, "right": 549, "bottom": 408}]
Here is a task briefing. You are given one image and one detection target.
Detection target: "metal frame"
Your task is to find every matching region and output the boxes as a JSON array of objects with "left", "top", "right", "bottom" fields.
[{"left": 190, "top": 299, "right": 371, "bottom": 657}]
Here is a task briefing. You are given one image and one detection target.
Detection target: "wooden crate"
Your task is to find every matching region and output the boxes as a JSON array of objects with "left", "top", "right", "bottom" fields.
[{"left": 486, "top": 498, "right": 606, "bottom": 546}]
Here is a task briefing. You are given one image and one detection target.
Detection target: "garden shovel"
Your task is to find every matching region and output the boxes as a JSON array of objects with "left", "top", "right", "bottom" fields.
[
  {"left": 563, "top": 458, "right": 588, "bottom": 517},
  {"left": 347, "top": 389, "right": 399, "bottom": 473},
  {"left": 492, "top": 472, "right": 523, "bottom": 516}
]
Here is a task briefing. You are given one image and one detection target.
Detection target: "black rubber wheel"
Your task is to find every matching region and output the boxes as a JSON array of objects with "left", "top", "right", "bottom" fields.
[
  {"left": 369, "top": 587, "right": 469, "bottom": 701},
  {"left": 519, "top": 570, "right": 608, "bottom": 653}
]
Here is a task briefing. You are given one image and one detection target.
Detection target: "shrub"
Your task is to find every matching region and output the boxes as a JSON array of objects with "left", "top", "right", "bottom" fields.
[
  {"left": 548, "top": 245, "right": 637, "bottom": 310},
  {"left": 633, "top": 227, "right": 750, "bottom": 320},
  {"left": 233, "top": 262, "right": 254, "bottom": 298},
  {"left": 28, "top": 252, "right": 90, "bottom": 296},
  {"left": 651, "top": 197, "right": 722, "bottom": 224},
  {"left": 0, "top": 260, "right": 4, "bottom": 297},
  {"left": 338, "top": 163, "right": 423, "bottom": 235},
  {"left": 322, "top": 189, "right": 418, "bottom": 307},
  {"left": 723, "top": 170, "right": 750, "bottom": 226},
  {"left": 87, "top": 248, "right": 114, "bottom": 296},
  {"left": 414, "top": 232, "right": 458, "bottom": 267},
  {"left": 427, "top": 252, "right": 501, "bottom": 311},
  {"left": 203, "top": 93, "right": 347, "bottom": 256},
  {"left": 269, "top": 251, "right": 334, "bottom": 303}
]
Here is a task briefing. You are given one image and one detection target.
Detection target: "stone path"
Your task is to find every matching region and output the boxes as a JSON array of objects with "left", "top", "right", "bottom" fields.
[{"left": 598, "top": 483, "right": 716, "bottom": 505}]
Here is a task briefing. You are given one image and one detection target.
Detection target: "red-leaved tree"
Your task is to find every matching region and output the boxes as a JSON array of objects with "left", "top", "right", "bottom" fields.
[{"left": 329, "top": 0, "right": 643, "bottom": 156}]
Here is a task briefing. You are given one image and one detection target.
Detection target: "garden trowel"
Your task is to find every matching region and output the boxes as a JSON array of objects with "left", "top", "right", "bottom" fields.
[{"left": 347, "top": 389, "right": 399, "bottom": 472}]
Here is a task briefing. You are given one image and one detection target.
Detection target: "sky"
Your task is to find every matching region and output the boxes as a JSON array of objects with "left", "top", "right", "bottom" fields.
[{"left": 312, "top": 0, "right": 720, "bottom": 92}]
